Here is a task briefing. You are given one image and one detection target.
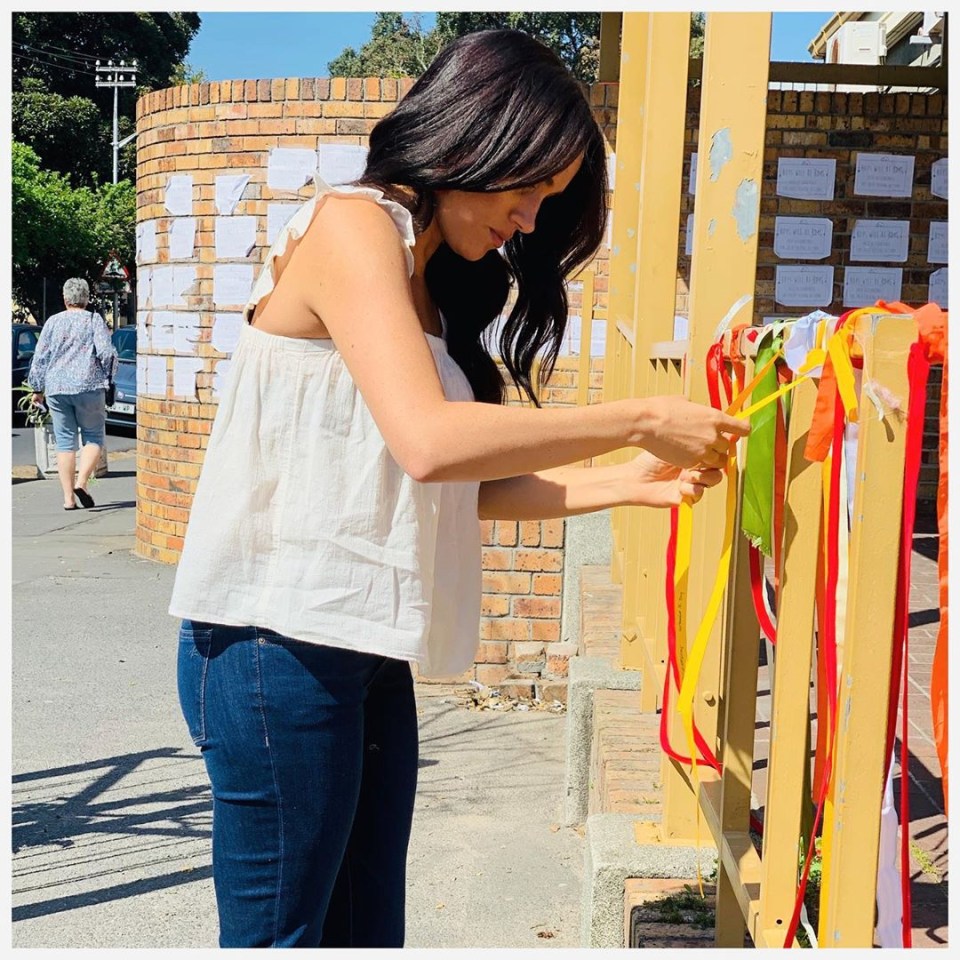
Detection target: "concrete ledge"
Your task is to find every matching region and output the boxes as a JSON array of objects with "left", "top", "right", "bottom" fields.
[
  {"left": 563, "top": 655, "right": 641, "bottom": 826},
  {"left": 580, "top": 812, "right": 718, "bottom": 949}
]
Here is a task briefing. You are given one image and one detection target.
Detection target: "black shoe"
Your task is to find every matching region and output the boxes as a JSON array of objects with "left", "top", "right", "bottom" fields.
[{"left": 74, "top": 487, "right": 95, "bottom": 508}]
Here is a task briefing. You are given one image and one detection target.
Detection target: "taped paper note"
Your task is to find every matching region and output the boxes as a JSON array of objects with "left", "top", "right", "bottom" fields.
[
  {"left": 164, "top": 175, "right": 194, "bottom": 216},
  {"left": 215, "top": 173, "right": 251, "bottom": 215},
  {"left": 606, "top": 152, "right": 616, "bottom": 191},
  {"left": 169, "top": 217, "right": 197, "bottom": 260},
  {"left": 773, "top": 217, "right": 833, "bottom": 260},
  {"left": 318, "top": 143, "right": 368, "bottom": 186},
  {"left": 136, "top": 221, "right": 157, "bottom": 264},
  {"left": 215, "top": 216, "right": 257, "bottom": 259},
  {"left": 775, "top": 265, "right": 834, "bottom": 307},
  {"left": 854, "top": 153, "right": 915, "bottom": 198},
  {"left": 688, "top": 152, "right": 698, "bottom": 195},
  {"left": 151, "top": 266, "right": 174, "bottom": 308},
  {"left": 172, "top": 266, "right": 197, "bottom": 306},
  {"left": 173, "top": 312, "right": 202, "bottom": 354},
  {"left": 213, "top": 359, "right": 233, "bottom": 398},
  {"left": 843, "top": 267, "right": 903, "bottom": 308},
  {"left": 136, "top": 310, "right": 150, "bottom": 350},
  {"left": 213, "top": 264, "right": 254, "bottom": 307},
  {"left": 136, "top": 266, "right": 152, "bottom": 310},
  {"left": 590, "top": 319, "right": 606, "bottom": 357},
  {"left": 267, "top": 203, "right": 301, "bottom": 245},
  {"left": 927, "top": 221, "right": 948, "bottom": 264},
  {"left": 146, "top": 356, "right": 167, "bottom": 397},
  {"left": 150, "top": 311, "right": 176, "bottom": 351},
  {"left": 685, "top": 214, "right": 695, "bottom": 256},
  {"left": 776, "top": 158, "right": 836, "bottom": 200},
  {"left": 930, "top": 158, "right": 948, "bottom": 199},
  {"left": 850, "top": 219, "right": 910, "bottom": 263},
  {"left": 212, "top": 313, "right": 244, "bottom": 355},
  {"left": 929, "top": 267, "right": 948, "bottom": 308},
  {"left": 173, "top": 357, "right": 204, "bottom": 399},
  {"left": 267, "top": 147, "right": 316, "bottom": 192}
]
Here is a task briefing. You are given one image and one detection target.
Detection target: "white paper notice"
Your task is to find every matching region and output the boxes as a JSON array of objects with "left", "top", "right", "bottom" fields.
[
  {"left": 929, "top": 268, "right": 948, "bottom": 308},
  {"left": 150, "top": 311, "right": 176, "bottom": 351},
  {"left": 215, "top": 173, "right": 251, "bottom": 215},
  {"left": 136, "top": 266, "right": 152, "bottom": 310},
  {"left": 849, "top": 219, "right": 910, "bottom": 263},
  {"left": 319, "top": 143, "right": 368, "bottom": 186},
  {"left": 165, "top": 175, "right": 194, "bottom": 216},
  {"left": 212, "top": 313, "right": 244, "bottom": 354},
  {"left": 927, "top": 221, "right": 948, "bottom": 264},
  {"left": 173, "top": 357, "right": 204, "bottom": 399},
  {"left": 606, "top": 152, "right": 616, "bottom": 191},
  {"left": 776, "top": 158, "right": 836, "bottom": 200},
  {"left": 930, "top": 158, "right": 948, "bottom": 199},
  {"left": 688, "top": 153, "right": 698, "bottom": 195},
  {"left": 591, "top": 319, "right": 606, "bottom": 357},
  {"left": 685, "top": 214, "right": 695, "bottom": 256},
  {"left": 151, "top": 265, "right": 174, "bottom": 307},
  {"left": 213, "top": 359, "right": 233, "bottom": 398},
  {"left": 169, "top": 217, "right": 197, "bottom": 260},
  {"left": 173, "top": 312, "right": 201, "bottom": 354},
  {"left": 136, "top": 311, "right": 151, "bottom": 351},
  {"left": 173, "top": 266, "right": 197, "bottom": 306},
  {"left": 843, "top": 267, "right": 903, "bottom": 308},
  {"left": 215, "top": 216, "right": 257, "bottom": 259},
  {"left": 775, "top": 265, "right": 835, "bottom": 307},
  {"left": 267, "top": 203, "right": 301, "bottom": 245},
  {"left": 854, "top": 153, "right": 915, "bottom": 198},
  {"left": 214, "top": 264, "right": 254, "bottom": 307},
  {"left": 146, "top": 356, "right": 167, "bottom": 397},
  {"left": 773, "top": 217, "right": 833, "bottom": 260},
  {"left": 136, "top": 221, "right": 157, "bottom": 264},
  {"left": 267, "top": 147, "right": 316, "bottom": 192}
]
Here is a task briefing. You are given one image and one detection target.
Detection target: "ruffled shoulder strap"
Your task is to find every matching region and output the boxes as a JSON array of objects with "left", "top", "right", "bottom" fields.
[{"left": 243, "top": 175, "right": 417, "bottom": 324}]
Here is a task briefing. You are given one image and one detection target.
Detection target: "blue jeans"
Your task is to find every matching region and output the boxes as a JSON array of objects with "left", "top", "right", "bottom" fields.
[
  {"left": 177, "top": 621, "right": 419, "bottom": 948},
  {"left": 46, "top": 390, "right": 106, "bottom": 451}
]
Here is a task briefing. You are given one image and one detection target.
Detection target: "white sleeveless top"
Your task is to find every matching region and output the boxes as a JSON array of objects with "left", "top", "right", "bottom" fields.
[{"left": 169, "top": 178, "right": 482, "bottom": 677}]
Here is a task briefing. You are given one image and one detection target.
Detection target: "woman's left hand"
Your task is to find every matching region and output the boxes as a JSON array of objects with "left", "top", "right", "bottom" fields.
[{"left": 625, "top": 449, "right": 724, "bottom": 508}]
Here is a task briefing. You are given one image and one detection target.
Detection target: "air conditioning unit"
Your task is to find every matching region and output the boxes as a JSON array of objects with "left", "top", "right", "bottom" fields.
[{"left": 836, "top": 20, "right": 887, "bottom": 64}]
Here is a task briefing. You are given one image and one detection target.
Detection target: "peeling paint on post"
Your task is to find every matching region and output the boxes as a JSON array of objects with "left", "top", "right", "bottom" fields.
[
  {"left": 708, "top": 127, "right": 732, "bottom": 180},
  {"left": 732, "top": 178, "right": 759, "bottom": 241}
]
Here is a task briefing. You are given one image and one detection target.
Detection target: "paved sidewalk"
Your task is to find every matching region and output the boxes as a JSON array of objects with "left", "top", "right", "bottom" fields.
[{"left": 11, "top": 468, "right": 583, "bottom": 949}]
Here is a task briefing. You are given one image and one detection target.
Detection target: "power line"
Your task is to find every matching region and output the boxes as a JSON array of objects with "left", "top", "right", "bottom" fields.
[
  {"left": 17, "top": 42, "right": 98, "bottom": 69},
  {"left": 20, "top": 39, "right": 103, "bottom": 66},
  {"left": 13, "top": 49, "right": 99, "bottom": 79}
]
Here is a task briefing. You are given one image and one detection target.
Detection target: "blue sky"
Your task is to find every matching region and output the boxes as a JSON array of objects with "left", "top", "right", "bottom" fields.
[{"left": 187, "top": 12, "right": 833, "bottom": 82}]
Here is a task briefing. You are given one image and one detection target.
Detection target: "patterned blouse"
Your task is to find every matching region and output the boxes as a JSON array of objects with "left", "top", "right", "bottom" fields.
[{"left": 28, "top": 309, "right": 118, "bottom": 396}]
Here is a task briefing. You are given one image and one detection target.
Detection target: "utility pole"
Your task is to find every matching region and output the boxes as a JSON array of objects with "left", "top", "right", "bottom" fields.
[
  {"left": 95, "top": 59, "right": 138, "bottom": 184},
  {"left": 95, "top": 59, "right": 138, "bottom": 326}
]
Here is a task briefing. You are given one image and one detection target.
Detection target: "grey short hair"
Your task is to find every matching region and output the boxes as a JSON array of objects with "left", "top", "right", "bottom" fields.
[{"left": 63, "top": 277, "right": 90, "bottom": 307}]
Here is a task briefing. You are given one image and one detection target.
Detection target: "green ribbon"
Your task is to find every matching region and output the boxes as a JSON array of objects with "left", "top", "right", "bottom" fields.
[{"left": 740, "top": 331, "right": 781, "bottom": 556}]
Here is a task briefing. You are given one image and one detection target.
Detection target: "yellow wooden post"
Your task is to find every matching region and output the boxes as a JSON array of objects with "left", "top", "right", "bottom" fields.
[
  {"left": 820, "top": 314, "right": 916, "bottom": 946},
  {"left": 660, "top": 11, "right": 771, "bottom": 843},
  {"left": 755, "top": 375, "right": 822, "bottom": 946},
  {"left": 598, "top": 12, "right": 623, "bottom": 83}
]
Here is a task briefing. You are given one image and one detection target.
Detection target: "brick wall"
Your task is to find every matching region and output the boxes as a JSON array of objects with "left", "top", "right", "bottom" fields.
[{"left": 135, "top": 76, "right": 945, "bottom": 685}]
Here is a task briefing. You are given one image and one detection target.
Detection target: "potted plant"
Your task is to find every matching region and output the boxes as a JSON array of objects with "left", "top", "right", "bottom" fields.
[{"left": 15, "top": 383, "right": 108, "bottom": 478}]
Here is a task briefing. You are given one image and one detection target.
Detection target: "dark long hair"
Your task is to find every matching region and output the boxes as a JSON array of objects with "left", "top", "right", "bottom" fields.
[{"left": 357, "top": 29, "right": 608, "bottom": 405}]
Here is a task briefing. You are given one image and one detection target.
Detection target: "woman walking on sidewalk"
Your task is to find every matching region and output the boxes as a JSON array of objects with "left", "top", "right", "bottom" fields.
[
  {"left": 171, "top": 29, "right": 746, "bottom": 949},
  {"left": 27, "top": 277, "right": 116, "bottom": 510}
]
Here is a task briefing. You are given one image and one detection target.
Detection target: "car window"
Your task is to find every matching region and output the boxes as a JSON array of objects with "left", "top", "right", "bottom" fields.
[
  {"left": 112, "top": 328, "right": 137, "bottom": 361},
  {"left": 16, "top": 329, "right": 38, "bottom": 361}
]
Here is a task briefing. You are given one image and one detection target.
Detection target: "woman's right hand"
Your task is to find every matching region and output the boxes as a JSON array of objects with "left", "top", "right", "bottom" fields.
[{"left": 640, "top": 394, "right": 750, "bottom": 469}]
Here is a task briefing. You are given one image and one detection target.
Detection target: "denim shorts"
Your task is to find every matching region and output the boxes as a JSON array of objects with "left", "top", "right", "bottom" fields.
[{"left": 46, "top": 390, "right": 106, "bottom": 451}]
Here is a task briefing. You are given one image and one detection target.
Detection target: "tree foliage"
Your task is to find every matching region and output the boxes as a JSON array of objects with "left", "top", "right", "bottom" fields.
[
  {"left": 12, "top": 141, "right": 135, "bottom": 321},
  {"left": 327, "top": 12, "right": 707, "bottom": 83}
]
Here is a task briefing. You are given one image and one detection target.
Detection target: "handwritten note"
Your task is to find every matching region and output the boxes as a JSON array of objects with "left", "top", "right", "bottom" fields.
[
  {"left": 854, "top": 153, "right": 915, "bottom": 198},
  {"left": 173, "top": 313, "right": 202, "bottom": 354},
  {"left": 267, "top": 203, "right": 301, "bottom": 245},
  {"left": 843, "top": 266, "right": 903, "bottom": 307},
  {"left": 173, "top": 266, "right": 197, "bottom": 306},
  {"left": 213, "top": 359, "right": 233, "bottom": 398},
  {"left": 146, "top": 356, "right": 168, "bottom": 397},
  {"left": 849, "top": 219, "right": 910, "bottom": 263},
  {"left": 688, "top": 152, "right": 698, "bottom": 195},
  {"left": 212, "top": 313, "right": 244, "bottom": 355},
  {"left": 150, "top": 311, "right": 176, "bottom": 351},
  {"left": 136, "top": 221, "right": 157, "bottom": 264},
  {"left": 927, "top": 221, "right": 948, "bottom": 264},
  {"left": 267, "top": 147, "right": 316, "bottom": 192},
  {"left": 215, "top": 173, "right": 251, "bottom": 215},
  {"left": 319, "top": 143, "right": 368, "bottom": 186},
  {"left": 169, "top": 217, "right": 197, "bottom": 260},
  {"left": 928, "top": 268, "right": 947, "bottom": 308},
  {"left": 213, "top": 265, "right": 254, "bottom": 307},
  {"left": 136, "top": 310, "right": 150, "bottom": 351},
  {"left": 173, "top": 357, "right": 204, "bottom": 399},
  {"left": 136, "top": 266, "right": 152, "bottom": 310},
  {"left": 775, "top": 265, "right": 835, "bottom": 307},
  {"left": 773, "top": 217, "right": 833, "bottom": 260},
  {"left": 930, "top": 158, "right": 948, "bottom": 199},
  {"left": 215, "top": 216, "right": 257, "bottom": 259},
  {"left": 151, "top": 266, "right": 173, "bottom": 308},
  {"left": 164, "top": 175, "right": 194, "bottom": 216},
  {"left": 776, "top": 158, "right": 836, "bottom": 201}
]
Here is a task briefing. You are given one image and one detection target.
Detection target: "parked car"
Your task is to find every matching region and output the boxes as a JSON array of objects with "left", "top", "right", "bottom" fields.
[
  {"left": 106, "top": 325, "right": 137, "bottom": 430},
  {"left": 12, "top": 322, "right": 40, "bottom": 419}
]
